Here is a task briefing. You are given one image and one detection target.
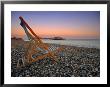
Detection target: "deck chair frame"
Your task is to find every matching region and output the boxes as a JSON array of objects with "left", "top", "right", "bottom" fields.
[{"left": 17, "top": 16, "right": 63, "bottom": 67}]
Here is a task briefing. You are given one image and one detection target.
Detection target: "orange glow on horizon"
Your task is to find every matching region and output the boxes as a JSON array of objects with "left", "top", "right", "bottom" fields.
[{"left": 11, "top": 25, "right": 99, "bottom": 39}]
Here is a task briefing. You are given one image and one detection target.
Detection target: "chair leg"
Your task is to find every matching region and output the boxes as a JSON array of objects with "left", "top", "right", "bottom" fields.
[{"left": 16, "top": 58, "right": 25, "bottom": 68}]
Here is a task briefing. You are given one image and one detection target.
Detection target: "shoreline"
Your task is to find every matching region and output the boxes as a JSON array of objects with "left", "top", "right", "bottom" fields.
[{"left": 23, "top": 40, "right": 100, "bottom": 49}]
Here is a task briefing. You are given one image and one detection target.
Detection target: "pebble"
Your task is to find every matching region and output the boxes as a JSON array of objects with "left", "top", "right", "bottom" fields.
[{"left": 11, "top": 43, "right": 100, "bottom": 77}]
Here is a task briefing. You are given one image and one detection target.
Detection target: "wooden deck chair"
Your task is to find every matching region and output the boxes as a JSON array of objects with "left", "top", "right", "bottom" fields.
[{"left": 17, "top": 16, "right": 63, "bottom": 68}]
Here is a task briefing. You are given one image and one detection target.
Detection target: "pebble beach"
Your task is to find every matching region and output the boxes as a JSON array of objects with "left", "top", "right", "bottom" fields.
[{"left": 11, "top": 39, "right": 100, "bottom": 77}]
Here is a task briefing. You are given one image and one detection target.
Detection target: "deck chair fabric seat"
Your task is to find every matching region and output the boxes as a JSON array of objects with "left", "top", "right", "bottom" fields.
[
  {"left": 48, "top": 45, "right": 59, "bottom": 51},
  {"left": 16, "top": 16, "right": 63, "bottom": 68},
  {"left": 36, "top": 47, "right": 48, "bottom": 54},
  {"left": 32, "top": 46, "right": 59, "bottom": 59}
]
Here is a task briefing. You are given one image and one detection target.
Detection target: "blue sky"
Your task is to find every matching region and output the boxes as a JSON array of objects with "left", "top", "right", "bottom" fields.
[{"left": 11, "top": 11, "right": 100, "bottom": 39}]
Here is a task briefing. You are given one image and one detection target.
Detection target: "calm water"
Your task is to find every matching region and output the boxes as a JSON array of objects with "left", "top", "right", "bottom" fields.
[{"left": 42, "top": 39, "right": 100, "bottom": 49}]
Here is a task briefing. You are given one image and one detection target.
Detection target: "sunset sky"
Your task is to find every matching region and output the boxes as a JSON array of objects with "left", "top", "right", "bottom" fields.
[{"left": 11, "top": 11, "right": 100, "bottom": 39}]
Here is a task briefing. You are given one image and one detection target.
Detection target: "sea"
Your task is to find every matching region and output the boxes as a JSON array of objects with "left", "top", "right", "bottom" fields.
[
  {"left": 42, "top": 39, "right": 100, "bottom": 49},
  {"left": 24, "top": 39, "right": 100, "bottom": 49}
]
